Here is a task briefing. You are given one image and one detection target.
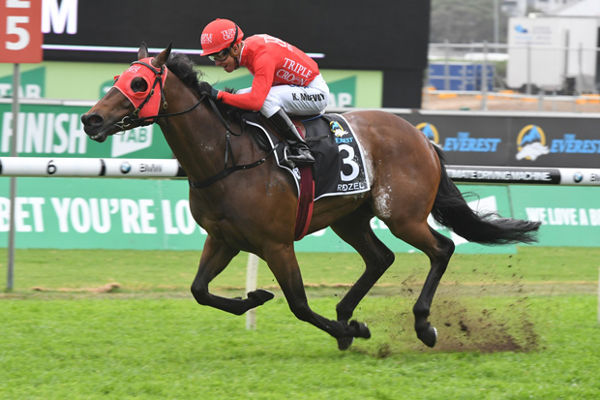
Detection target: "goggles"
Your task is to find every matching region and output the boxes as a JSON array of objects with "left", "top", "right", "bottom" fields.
[{"left": 208, "top": 48, "right": 231, "bottom": 62}]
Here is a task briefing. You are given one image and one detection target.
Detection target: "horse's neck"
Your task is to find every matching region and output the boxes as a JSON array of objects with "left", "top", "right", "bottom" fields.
[{"left": 159, "top": 85, "right": 237, "bottom": 183}]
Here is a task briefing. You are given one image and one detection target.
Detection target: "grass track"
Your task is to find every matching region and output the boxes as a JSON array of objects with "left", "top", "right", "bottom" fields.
[
  {"left": 1, "top": 247, "right": 599, "bottom": 399},
  {"left": 1, "top": 296, "right": 599, "bottom": 399},
  {"left": 2, "top": 246, "right": 599, "bottom": 295}
]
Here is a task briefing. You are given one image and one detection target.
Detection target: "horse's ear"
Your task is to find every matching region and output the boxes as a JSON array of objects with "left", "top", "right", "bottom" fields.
[
  {"left": 138, "top": 42, "right": 149, "bottom": 59},
  {"left": 154, "top": 43, "right": 172, "bottom": 67}
]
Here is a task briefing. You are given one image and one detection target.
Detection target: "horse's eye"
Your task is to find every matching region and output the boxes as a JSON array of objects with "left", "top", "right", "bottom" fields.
[{"left": 131, "top": 78, "right": 148, "bottom": 92}]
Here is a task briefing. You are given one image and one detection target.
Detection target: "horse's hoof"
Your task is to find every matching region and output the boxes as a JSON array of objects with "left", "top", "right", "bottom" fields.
[
  {"left": 337, "top": 336, "right": 354, "bottom": 351},
  {"left": 247, "top": 289, "right": 274, "bottom": 306},
  {"left": 416, "top": 325, "right": 438, "bottom": 348},
  {"left": 349, "top": 320, "right": 371, "bottom": 339}
]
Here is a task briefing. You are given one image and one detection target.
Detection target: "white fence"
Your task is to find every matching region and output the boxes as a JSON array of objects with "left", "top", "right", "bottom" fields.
[{"left": 1, "top": 157, "right": 600, "bottom": 186}]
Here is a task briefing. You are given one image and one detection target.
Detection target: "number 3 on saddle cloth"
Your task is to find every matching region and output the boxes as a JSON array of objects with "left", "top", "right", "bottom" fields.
[{"left": 244, "top": 113, "right": 371, "bottom": 240}]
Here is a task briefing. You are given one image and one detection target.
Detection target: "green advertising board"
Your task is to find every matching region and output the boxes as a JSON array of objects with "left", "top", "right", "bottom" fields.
[
  {"left": 0, "top": 178, "right": 516, "bottom": 253},
  {"left": 0, "top": 67, "right": 45, "bottom": 98},
  {"left": 0, "top": 62, "right": 383, "bottom": 108},
  {"left": 0, "top": 103, "right": 172, "bottom": 158},
  {"left": 2, "top": 178, "right": 597, "bottom": 251},
  {"left": 510, "top": 185, "right": 600, "bottom": 246}
]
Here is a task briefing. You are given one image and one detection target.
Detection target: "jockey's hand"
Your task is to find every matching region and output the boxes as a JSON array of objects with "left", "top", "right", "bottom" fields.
[{"left": 199, "top": 82, "right": 219, "bottom": 101}]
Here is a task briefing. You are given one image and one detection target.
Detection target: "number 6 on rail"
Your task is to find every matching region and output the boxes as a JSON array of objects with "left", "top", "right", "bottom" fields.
[{"left": 0, "top": 0, "right": 42, "bottom": 63}]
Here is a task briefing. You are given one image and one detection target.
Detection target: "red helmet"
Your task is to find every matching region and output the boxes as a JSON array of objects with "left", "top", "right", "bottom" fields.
[{"left": 201, "top": 18, "right": 244, "bottom": 56}]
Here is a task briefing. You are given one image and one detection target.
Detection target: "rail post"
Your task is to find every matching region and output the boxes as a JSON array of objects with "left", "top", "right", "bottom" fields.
[{"left": 245, "top": 254, "right": 259, "bottom": 330}]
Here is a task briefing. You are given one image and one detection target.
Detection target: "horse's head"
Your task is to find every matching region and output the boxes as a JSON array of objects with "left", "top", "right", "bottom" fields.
[{"left": 81, "top": 43, "right": 172, "bottom": 142}]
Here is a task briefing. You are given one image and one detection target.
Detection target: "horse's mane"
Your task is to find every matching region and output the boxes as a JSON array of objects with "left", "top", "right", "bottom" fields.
[
  {"left": 166, "top": 52, "right": 244, "bottom": 119},
  {"left": 166, "top": 53, "right": 204, "bottom": 97}
]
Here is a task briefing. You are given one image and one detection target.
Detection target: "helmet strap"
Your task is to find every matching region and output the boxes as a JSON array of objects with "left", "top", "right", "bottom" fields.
[{"left": 231, "top": 25, "right": 238, "bottom": 47}]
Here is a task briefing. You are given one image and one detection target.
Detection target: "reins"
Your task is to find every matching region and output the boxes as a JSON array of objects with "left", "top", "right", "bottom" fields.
[
  {"left": 188, "top": 97, "right": 276, "bottom": 189},
  {"left": 115, "top": 60, "right": 275, "bottom": 188}
]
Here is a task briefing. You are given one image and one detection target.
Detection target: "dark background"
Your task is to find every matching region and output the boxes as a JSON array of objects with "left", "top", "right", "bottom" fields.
[
  {"left": 402, "top": 112, "right": 600, "bottom": 168},
  {"left": 42, "top": 0, "right": 431, "bottom": 108}
]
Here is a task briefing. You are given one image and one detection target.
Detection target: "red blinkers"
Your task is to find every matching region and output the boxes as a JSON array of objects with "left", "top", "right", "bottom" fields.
[{"left": 112, "top": 57, "right": 168, "bottom": 119}]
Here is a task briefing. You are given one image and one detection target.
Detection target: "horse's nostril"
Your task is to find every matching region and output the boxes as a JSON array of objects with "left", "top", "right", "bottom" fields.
[{"left": 81, "top": 113, "right": 103, "bottom": 127}]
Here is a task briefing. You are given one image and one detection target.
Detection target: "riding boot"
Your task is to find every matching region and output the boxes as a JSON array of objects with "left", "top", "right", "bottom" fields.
[{"left": 268, "top": 109, "right": 315, "bottom": 167}]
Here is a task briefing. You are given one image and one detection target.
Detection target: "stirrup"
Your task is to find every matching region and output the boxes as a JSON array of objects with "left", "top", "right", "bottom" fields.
[
  {"left": 282, "top": 146, "right": 315, "bottom": 168},
  {"left": 281, "top": 147, "right": 297, "bottom": 169},
  {"left": 286, "top": 146, "right": 315, "bottom": 166}
]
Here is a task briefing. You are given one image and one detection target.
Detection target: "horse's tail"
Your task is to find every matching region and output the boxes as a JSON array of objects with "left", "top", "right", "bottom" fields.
[{"left": 430, "top": 145, "right": 541, "bottom": 244}]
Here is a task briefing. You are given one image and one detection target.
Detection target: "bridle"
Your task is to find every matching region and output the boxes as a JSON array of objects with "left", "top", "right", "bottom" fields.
[
  {"left": 112, "top": 58, "right": 275, "bottom": 188},
  {"left": 113, "top": 59, "right": 203, "bottom": 130}
]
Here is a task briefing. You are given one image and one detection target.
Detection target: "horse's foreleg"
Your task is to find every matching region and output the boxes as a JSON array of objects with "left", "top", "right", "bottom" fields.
[
  {"left": 264, "top": 244, "right": 370, "bottom": 348},
  {"left": 190, "top": 235, "right": 274, "bottom": 315},
  {"left": 330, "top": 209, "right": 394, "bottom": 350},
  {"left": 390, "top": 224, "right": 454, "bottom": 348}
]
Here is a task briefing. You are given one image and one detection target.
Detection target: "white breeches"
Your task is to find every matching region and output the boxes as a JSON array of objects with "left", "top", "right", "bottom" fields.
[{"left": 237, "top": 74, "right": 330, "bottom": 118}]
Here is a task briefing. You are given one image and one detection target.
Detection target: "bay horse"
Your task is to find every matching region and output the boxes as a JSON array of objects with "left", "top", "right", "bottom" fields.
[{"left": 81, "top": 44, "right": 540, "bottom": 350}]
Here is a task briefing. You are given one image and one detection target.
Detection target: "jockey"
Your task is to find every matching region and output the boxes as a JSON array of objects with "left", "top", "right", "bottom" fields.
[{"left": 200, "top": 18, "right": 330, "bottom": 167}]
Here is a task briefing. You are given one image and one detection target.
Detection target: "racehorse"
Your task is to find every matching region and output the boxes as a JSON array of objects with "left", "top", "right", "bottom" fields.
[{"left": 81, "top": 44, "right": 540, "bottom": 350}]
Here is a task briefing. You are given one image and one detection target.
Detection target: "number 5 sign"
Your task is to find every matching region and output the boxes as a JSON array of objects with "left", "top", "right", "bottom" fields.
[{"left": 0, "top": 0, "right": 42, "bottom": 63}]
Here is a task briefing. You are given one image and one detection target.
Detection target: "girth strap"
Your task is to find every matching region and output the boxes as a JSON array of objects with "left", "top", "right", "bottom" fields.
[
  {"left": 187, "top": 97, "right": 278, "bottom": 189},
  {"left": 187, "top": 152, "right": 273, "bottom": 189}
]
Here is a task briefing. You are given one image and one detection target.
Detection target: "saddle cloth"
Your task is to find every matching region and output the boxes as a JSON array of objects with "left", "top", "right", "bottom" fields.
[
  {"left": 245, "top": 113, "right": 371, "bottom": 201},
  {"left": 242, "top": 112, "right": 370, "bottom": 240}
]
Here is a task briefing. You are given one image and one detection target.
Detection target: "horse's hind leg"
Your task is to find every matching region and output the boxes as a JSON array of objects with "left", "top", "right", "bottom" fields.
[
  {"left": 385, "top": 220, "right": 455, "bottom": 347},
  {"left": 330, "top": 205, "right": 395, "bottom": 350}
]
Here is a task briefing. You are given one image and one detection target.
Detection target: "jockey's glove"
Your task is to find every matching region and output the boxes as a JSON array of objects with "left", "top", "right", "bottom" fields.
[
  {"left": 199, "top": 82, "right": 219, "bottom": 101},
  {"left": 208, "top": 87, "right": 219, "bottom": 101}
]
